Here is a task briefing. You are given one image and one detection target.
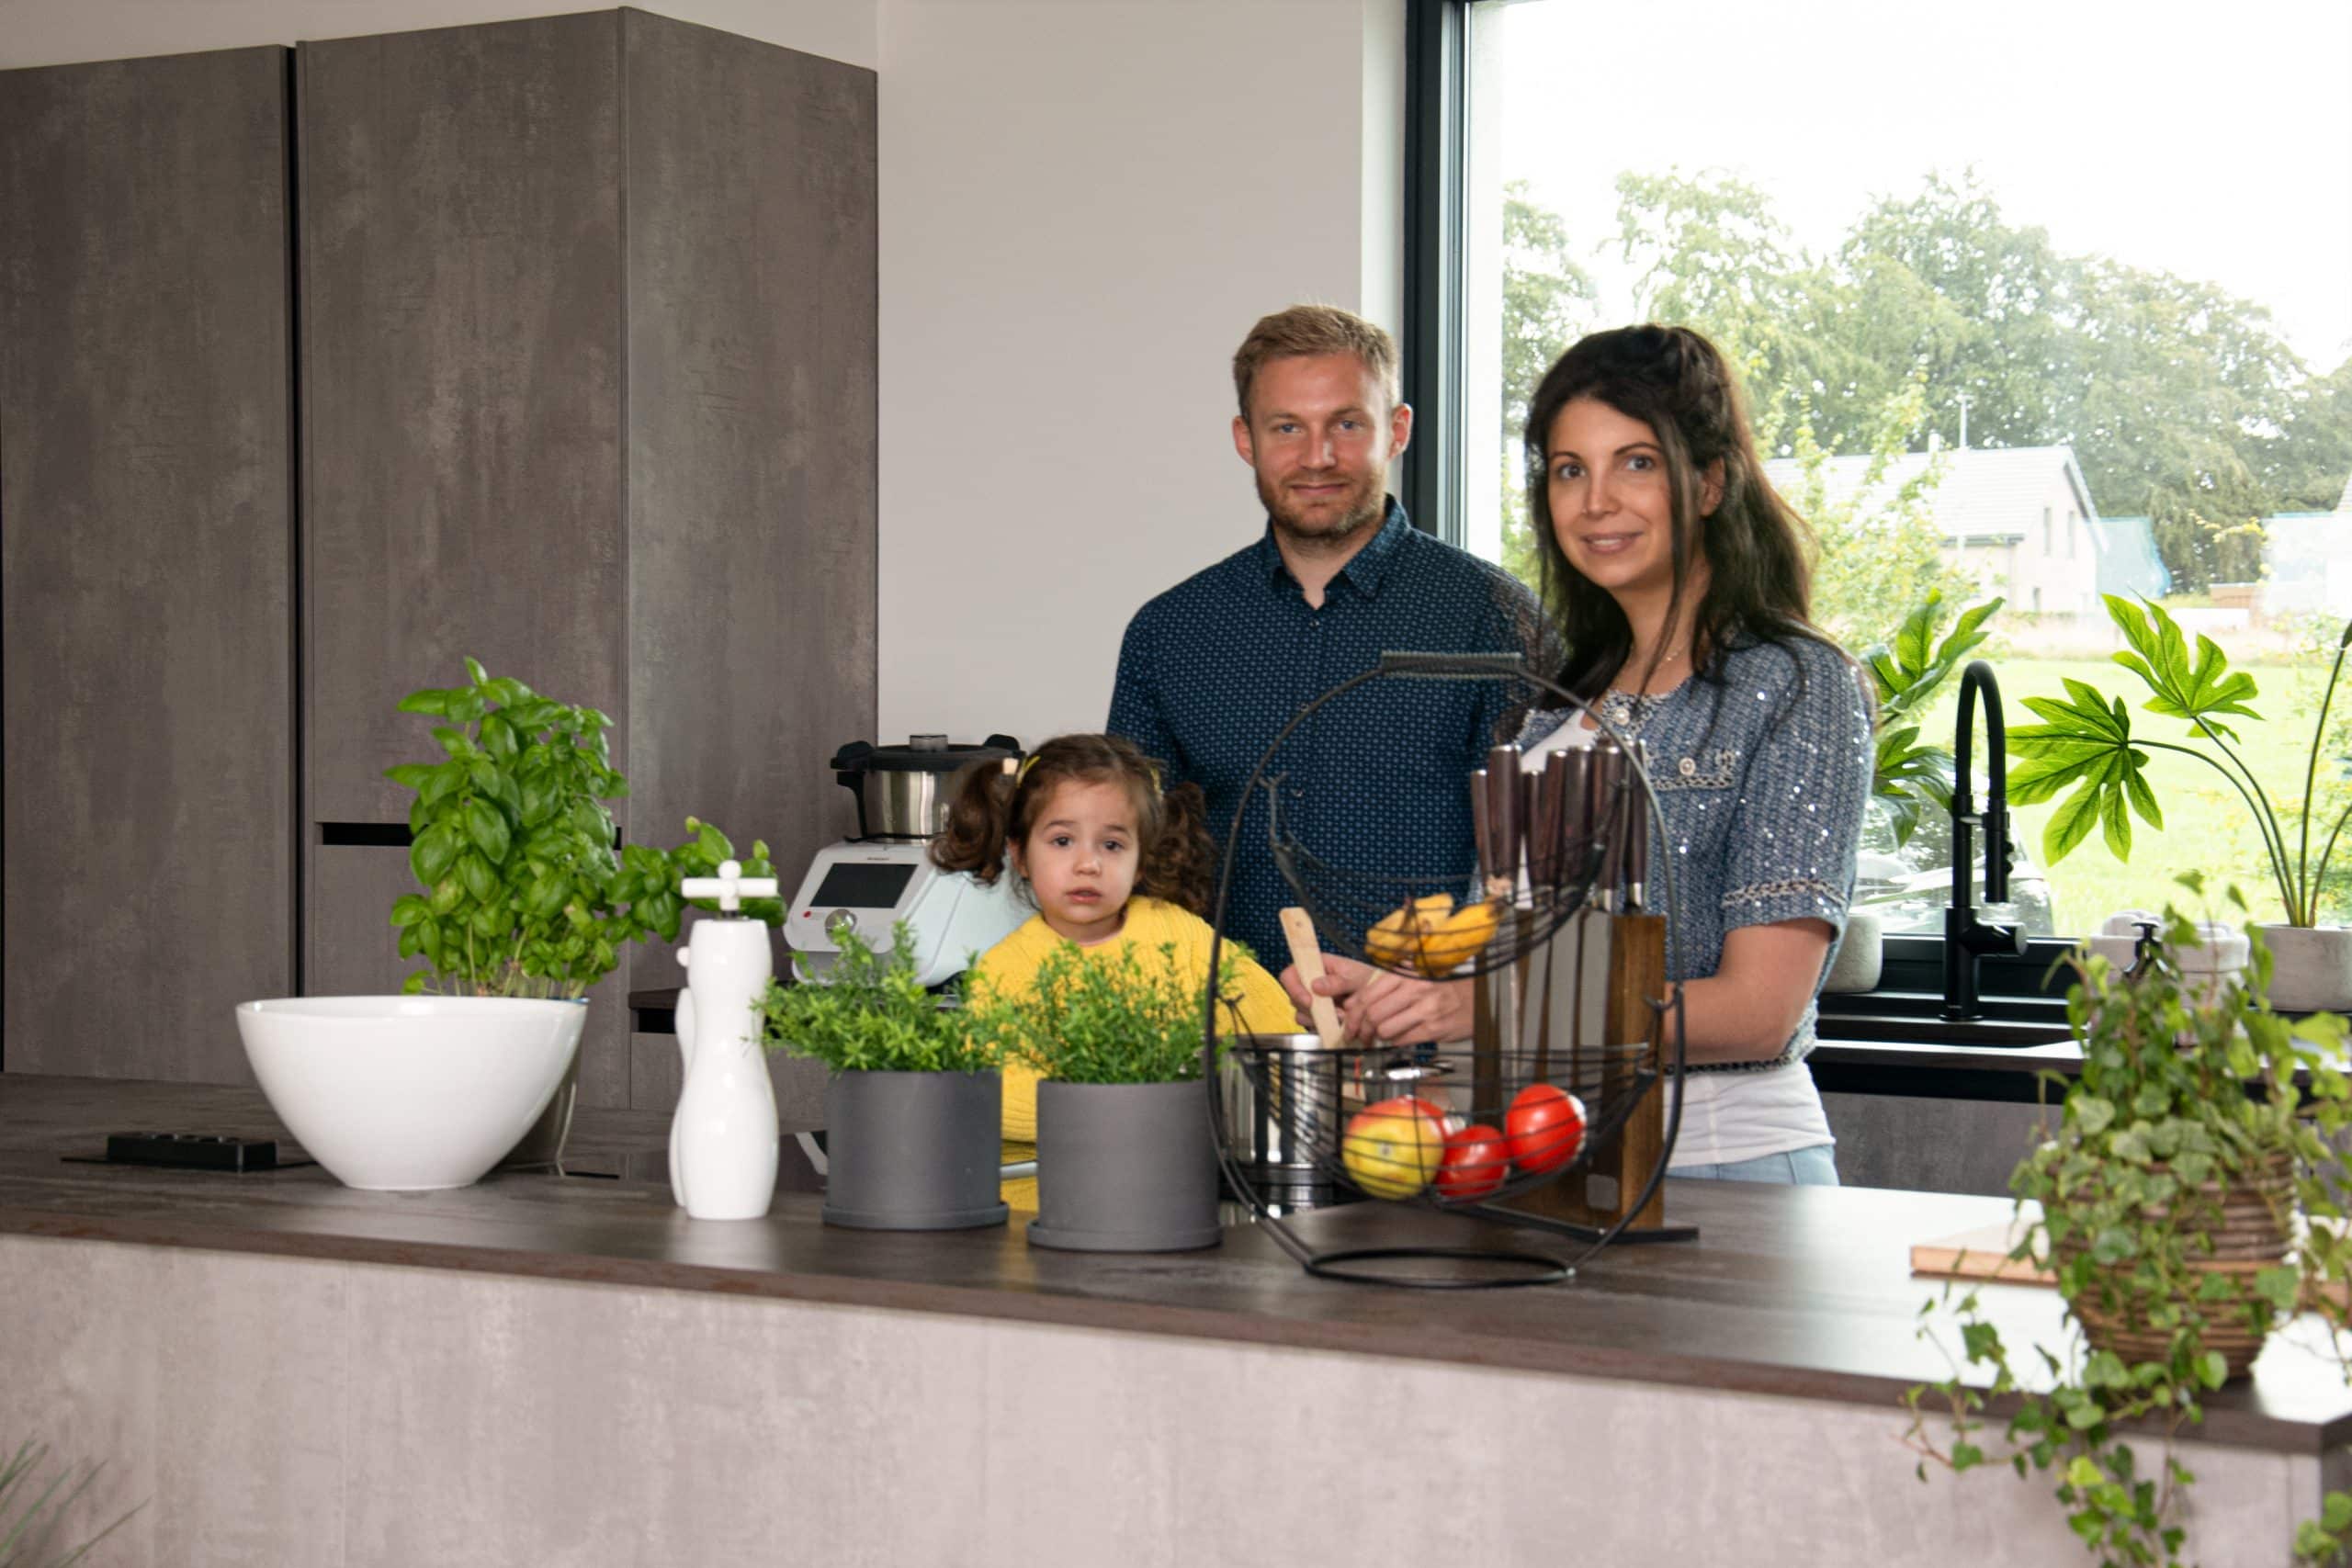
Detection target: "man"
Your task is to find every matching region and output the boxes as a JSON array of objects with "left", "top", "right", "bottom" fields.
[{"left": 1108, "top": 304, "right": 1544, "bottom": 970}]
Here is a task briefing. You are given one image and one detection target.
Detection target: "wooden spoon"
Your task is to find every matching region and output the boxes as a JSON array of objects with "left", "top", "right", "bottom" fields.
[{"left": 1279, "top": 906, "right": 1344, "bottom": 1049}]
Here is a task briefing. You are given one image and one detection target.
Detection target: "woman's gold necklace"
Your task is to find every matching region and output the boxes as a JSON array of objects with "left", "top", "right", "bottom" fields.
[{"left": 1619, "top": 644, "right": 1688, "bottom": 692}]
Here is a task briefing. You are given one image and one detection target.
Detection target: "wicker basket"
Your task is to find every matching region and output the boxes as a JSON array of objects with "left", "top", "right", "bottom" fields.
[{"left": 2059, "top": 1154, "right": 2296, "bottom": 1380}]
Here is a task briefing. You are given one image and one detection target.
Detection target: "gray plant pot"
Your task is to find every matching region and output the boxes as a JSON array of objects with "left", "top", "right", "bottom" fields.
[
  {"left": 821, "top": 1068, "right": 1007, "bottom": 1230},
  {"left": 1029, "top": 1078, "right": 1222, "bottom": 1253}
]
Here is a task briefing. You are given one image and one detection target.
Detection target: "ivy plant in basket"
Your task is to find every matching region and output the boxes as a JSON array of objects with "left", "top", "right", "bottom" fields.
[
  {"left": 384, "top": 658, "right": 780, "bottom": 1166},
  {"left": 965, "top": 941, "right": 1243, "bottom": 1252},
  {"left": 1903, "top": 876, "right": 2351, "bottom": 1567},
  {"left": 760, "top": 923, "right": 1009, "bottom": 1232}
]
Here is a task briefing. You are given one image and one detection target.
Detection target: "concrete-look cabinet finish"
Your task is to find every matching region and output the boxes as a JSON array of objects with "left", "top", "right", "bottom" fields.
[
  {"left": 298, "top": 10, "right": 876, "bottom": 1109},
  {"left": 0, "top": 47, "right": 297, "bottom": 1082},
  {"left": 1825, "top": 1091, "right": 2052, "bottom": 1196}
]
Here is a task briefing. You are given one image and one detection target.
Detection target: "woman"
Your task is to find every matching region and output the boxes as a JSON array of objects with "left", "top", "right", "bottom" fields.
[{"left": 1292, "top": 324, "right": 1872, "bottom": 1184}]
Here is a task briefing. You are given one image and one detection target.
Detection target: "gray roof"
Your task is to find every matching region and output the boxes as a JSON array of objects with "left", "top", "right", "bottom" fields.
[{"left": 1762, "top": 444, "right": 2099, "bottom": 542}]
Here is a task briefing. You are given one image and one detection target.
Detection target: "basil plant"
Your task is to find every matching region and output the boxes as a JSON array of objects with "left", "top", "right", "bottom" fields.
[{"left": 385, "top": 658, "right": 780, "bottom": 998}]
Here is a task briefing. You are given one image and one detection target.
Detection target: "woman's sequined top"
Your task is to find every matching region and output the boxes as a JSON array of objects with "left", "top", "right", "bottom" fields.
[{"left": 1515, "top": 633, "right": 1874, "bottom": 1073}]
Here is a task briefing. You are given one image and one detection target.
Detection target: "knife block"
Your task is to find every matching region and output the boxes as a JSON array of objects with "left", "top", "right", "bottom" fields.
[{"left": 1480, "top": 909, "right": 1677, "bottom": 1236}]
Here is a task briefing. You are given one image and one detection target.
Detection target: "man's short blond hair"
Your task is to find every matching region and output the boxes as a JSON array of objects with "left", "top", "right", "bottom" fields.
[{"left": 1231, "top": 304, "right": 1400, "bottom": 422}]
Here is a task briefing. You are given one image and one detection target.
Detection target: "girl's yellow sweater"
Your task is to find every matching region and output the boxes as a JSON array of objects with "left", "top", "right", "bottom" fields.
[{"left": 966, "top": 897, "right": 1301, "bottom": 1160}]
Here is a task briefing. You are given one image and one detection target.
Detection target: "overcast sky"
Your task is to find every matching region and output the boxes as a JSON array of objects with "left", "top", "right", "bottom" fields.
[{"left": 1487, "top": 0, "right": 2352, "bottom": 372}]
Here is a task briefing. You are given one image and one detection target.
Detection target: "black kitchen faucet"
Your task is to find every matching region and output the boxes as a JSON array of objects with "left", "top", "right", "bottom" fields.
[{"left": 1944, "top": 660, "right": 2029, "bottom": 1021}]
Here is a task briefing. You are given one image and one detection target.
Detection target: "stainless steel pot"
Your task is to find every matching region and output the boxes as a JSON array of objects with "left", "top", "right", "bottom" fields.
[
  {"left": 1218, "top": 1034, "right": 1353, "bottom": 1210},
  {"left": 831, "top": 733, "right": 1022, "bottom": 840}
]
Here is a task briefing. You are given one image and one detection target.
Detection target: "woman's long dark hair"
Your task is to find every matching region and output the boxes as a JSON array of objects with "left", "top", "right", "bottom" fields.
[{"left": 1523, "top": 324, "right": 1817, "bottom": 703}]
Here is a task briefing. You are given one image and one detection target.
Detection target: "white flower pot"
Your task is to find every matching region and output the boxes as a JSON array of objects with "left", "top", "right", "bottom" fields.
[
  {"left": 2256, "top": 923, "right": 2352, "bottom": 1013},
  {"left": 234, "top": 996, "right": 586, "bottom": 1191},
  {"left": 1822, "top": 908, "right": 1883, "bottom": 994}
]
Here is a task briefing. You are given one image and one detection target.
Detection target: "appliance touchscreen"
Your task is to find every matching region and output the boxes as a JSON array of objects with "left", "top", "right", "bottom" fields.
[{"left": 809, "top": 861, "right": 918, "bottom": 910}]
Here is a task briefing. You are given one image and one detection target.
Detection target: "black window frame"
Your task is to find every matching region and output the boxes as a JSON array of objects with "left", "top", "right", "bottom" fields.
[{"left": 1400, "top": 0, "right": 2070, "bottom": 1013}]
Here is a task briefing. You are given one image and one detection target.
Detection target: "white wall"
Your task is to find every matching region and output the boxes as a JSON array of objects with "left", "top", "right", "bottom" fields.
[
  {"left": 875, "top": 0, "right": 1408, "bottom": 745},
  {"left": 0, "top": 0, "right": 877, "bottom": 69}
]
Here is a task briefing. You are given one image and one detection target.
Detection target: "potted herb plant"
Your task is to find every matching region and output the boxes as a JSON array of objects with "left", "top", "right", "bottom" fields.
[
  {"left": 1835, "top": 591, "right": 2005, "bottom": 991},
  {"left": 761, "top": 923, "right": 1007, "bottom": 1231},
  {"left": 2010, "top": 599, "right": 2350, "bottom": 1010},
  {"left": 1903, "top": 878, "right": 2352, "bottom": 1567},
  {"left": 382, "top": 659, "right": 781, "bottom": 1168},
  {"left": 237, "top": 658, "right": 782, "bottom": 1192},
  {"left": 966, "top": 941, "right": 1232, "bottom": 1253}
]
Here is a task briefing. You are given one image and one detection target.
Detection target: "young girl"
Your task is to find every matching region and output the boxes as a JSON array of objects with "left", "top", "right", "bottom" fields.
[
  {"left": 933, "top": 733, "right": 1300, "bottom": 1191},
  {"left": 1293, "top": 324, "right": 1873, "bottom": 1185}
]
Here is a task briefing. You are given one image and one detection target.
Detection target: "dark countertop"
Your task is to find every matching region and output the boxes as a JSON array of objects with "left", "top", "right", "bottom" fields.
[{"left": 4, "top": 1074, "right": 2344, "bottom": 1454}]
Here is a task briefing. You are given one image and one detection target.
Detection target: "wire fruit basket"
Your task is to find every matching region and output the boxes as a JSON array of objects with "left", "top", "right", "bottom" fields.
[{"left": 1204, "top": 654, "right": 1690, "bottom": 1288}]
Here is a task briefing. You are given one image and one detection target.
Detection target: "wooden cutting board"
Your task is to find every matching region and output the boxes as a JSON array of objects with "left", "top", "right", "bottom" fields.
[
  {"left": 1910, "top": 1211, "right": 2350, "bottom": 1311},
  {"left": 1910, "top": 1214, "right": 2052, "bottom": 1286}
]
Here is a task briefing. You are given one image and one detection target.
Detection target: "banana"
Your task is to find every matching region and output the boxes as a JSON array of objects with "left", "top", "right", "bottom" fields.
[
  {"left": 1413, "top": 899, "right": 1500, "bottom": 977},
  {"left": 1363, "top": 893, "right": 1493, "bottom": 976}
]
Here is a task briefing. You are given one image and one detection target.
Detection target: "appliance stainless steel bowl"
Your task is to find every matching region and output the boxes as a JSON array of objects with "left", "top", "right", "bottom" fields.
[{"left": 830, "top": 733, "right": 1022, "bottom": 840}]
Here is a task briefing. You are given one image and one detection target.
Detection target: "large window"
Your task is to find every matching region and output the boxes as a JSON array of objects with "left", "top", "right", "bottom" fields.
[{"left": 1424, "top": 0, "right": 2352, "bottom": 942}]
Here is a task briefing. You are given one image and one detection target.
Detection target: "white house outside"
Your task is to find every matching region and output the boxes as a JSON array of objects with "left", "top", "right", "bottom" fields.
[{"left": 1764, "top": 443, "right": 2137, "bottom": 625}]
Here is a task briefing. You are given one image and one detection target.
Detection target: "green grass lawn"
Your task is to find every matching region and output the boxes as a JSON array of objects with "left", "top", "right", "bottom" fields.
[{"left": 1905, "top": 654, "right": 2348, "bottom": 935}]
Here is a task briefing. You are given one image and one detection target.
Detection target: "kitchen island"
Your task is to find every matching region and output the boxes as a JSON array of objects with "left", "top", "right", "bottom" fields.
[{"left": 3, "top": 1075, "right": 2345, "bottom": 1567}]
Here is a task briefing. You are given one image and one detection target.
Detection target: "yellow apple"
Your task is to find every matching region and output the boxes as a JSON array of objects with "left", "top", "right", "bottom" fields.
[{"left": 1341, "top": 1097, "right": 1449, "bottom": 1200}]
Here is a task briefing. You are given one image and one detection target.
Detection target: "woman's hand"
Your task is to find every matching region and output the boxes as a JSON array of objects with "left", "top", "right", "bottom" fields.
[{"left": 1278, "top": 953, "right": 1473, "bottom": 1046}]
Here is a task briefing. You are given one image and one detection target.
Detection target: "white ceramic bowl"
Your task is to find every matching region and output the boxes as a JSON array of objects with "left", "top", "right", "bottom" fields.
[{"left": 234, "top": 996, "right": 586, "bottom": 1191}]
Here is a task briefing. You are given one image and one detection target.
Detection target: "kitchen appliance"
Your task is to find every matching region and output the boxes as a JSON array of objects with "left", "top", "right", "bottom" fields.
[{"left": 785, "top": 733, "right": 1027, "bottom": 987}]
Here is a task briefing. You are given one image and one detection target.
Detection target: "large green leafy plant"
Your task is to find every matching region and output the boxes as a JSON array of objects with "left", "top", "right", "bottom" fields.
[
  {"left": 967, "top": 941, "right": 1242, "bottom": 1086},
  {"left": 2009, "top": 598, "right": 2350, "bottom": 926},
  {"left": 1864, "top": 591, "right": 2004, "bottom": 847},
  {"left": 761, "top": 924, "right": 999, "bottom": 1075},
  {"left": 1904, "top": 881, "right": 2352, "bottom": 1566},
  {"left": 385, "top": 659, "right": 779, "bottom": 997}
]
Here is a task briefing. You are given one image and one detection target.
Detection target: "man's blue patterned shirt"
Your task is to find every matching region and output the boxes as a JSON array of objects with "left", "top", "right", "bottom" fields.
[{"left": 1107, "top": 499, "right": 1543, "bottom": 967}]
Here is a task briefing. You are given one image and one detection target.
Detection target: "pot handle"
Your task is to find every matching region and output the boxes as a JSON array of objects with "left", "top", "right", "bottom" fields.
[{"left": 831, "top": 741, "right": 876, "bottom": 840}]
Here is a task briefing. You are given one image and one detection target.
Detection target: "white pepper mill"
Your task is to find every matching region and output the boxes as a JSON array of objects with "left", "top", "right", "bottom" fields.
[{"left": 669, "top": 859, "right": 781, "bottom": 1220}]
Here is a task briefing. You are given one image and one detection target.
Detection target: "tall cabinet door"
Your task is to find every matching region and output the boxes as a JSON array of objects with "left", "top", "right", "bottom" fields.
[
  {"left": 1, "top": 47, "right": 297, "bottom": 1082},
  {"left": 616, "top": 10, "right": 878, "bottom": 1093},
  {"left": 297, "top": 16, "right": 632, "bottom": 1102},
  {"left": 299, "top": 15, "right": 628, "bottom": 826}
]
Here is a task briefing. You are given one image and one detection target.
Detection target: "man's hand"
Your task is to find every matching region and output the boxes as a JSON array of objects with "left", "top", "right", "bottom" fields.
[{"left": 1278, "top": 953, "right": 1473, "bottom": 1046}]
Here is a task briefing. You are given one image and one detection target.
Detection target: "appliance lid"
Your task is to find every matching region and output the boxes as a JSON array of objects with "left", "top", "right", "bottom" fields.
[{"left": 831, "top": 734, "right": 1022, "bottom": 774}]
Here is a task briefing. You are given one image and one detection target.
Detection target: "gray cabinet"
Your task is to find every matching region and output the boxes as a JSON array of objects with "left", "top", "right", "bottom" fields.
[
  {"left": 298, "top": 15, "right": 629, "bottom": 829},
  {"left": 298, "top": 11, "right": 877, "bottom": 1108},
  {"left": 1, "top": 47, "right": 297, "bottom": 1082}
]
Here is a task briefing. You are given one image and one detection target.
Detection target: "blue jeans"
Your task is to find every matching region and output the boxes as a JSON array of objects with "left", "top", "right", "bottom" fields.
[{"left": 1675, "top": 1144, "right": 1840, "bottom": 1185}]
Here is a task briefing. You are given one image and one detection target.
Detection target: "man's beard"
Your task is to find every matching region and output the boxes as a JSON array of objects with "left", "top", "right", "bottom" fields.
[{"left": 1257, "top": 468, "right": 1386, "bottom": 550}]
